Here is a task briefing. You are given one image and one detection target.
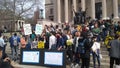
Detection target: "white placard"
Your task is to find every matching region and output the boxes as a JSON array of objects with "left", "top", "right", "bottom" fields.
[
  {"left": 35, "top": 24, "right": 43, "bottom": 35},
  {"left": 23, "top": 24, "right": 32, "bottom": 35},
  {"left": 22, "top": 51, "right": 40, "bottom": 63},
  {"left": 44, "top": 52, "right": 63, "bottom": 66},
  {"left": 91, "top": 42, "right": 100, "bottom": 52}
]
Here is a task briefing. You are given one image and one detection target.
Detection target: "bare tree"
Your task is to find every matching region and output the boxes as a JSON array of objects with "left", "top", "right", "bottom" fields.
[
  {"left": 0, "top": 0, "right": 43, "bottom": 20},
  {"left": 0, "top": 0, "right": 43, "bottom": 31}
]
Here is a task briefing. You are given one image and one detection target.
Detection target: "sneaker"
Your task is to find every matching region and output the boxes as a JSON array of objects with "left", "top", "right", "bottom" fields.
[
  {"left": 70, "top": 63, "right": 74, "bottom": 68},
  {"left": 74, "top": 64, "right": 79, "bottom": 68}
]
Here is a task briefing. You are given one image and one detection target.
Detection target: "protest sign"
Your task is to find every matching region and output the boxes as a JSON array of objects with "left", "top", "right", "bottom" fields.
[
  {"left": 35, "top": 24, "right": 43, "bottom": 35},
  {"left": 91, "top": 42, "right": 100, "bottom": 52},
  {"left": 20, "top": 49, "right": 66, "bottom": 68},
  {"left": 22, "top": 51, "right": 40, "bottom": 63},
  {"left": 23, "top": 24, "right": 32, "bottom": 35},
  {"left": 44, "top": 52, "right": 63, "bottom": 66}
]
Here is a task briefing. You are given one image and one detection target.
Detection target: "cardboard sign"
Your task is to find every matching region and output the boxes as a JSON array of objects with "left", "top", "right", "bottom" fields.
[
  {"left": 35, "top": 24, "right": 43, "bottom": 35},
  {"left": 23, "top": 24, "right": 32, "bottom": 35}
]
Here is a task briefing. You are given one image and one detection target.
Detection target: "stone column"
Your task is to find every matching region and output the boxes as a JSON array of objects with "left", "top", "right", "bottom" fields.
[
  {"left": 102, "top": 0, "right": 107, "bottom": 20},
  {"left": 81, "top": 0, "right": 86, "bottom": 11},
  {"left": 91, "top": 0, "right": 95, "bottom": 19},
  {"left": 113, "top": 0, "right": 119, "bottom": 19},
  {"left": 57, "top": 0, "right": 61, "bottom": 23},
  {"left": 73, "top": 0, "right": 77, "bottom": 12},
  {"left": 65, "top": 0, "right": 69, "bottom": 23}
]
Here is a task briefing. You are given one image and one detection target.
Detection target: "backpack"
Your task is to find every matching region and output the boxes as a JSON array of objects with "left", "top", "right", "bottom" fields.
[
  {"left": 78, "top": 39, "right": 86, "bottom": 54},
  {"left": 13, "top": 37, "right": 18, "bottom": 46}
]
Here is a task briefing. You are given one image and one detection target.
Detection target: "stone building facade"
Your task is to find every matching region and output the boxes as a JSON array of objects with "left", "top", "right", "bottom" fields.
[{"left": 45, "top": 0, "right": 120, "bottom": 23}]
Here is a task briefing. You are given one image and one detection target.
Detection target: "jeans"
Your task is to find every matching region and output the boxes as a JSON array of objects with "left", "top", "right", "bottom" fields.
[
  {"left": 110, "top": 57, "right": 120, "bottom": 68},
  {"left": 67, "top": 49, "right": 73, "bottom": 62},
  {"left": 3, "top": 44, "right": 6, "bottom": 56},
  {"left": 74, "top": 52, "right": 80, "bottom": 64},
  {"left": 92, "top": 52, "right": 100, "bottom": 68},
  {"left": 11, "top": 46, "right": 19, "bottom": 60},
  {"left": 81, "top": 58, "right": 90, "bottom": 68}
]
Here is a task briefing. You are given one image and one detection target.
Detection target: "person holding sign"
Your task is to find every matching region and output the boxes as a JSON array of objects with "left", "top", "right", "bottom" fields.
[
  {"left": 35, "top": 24, "right": 43, "bottom": 35},
  {"left": 91, "top": 36, "right": 101, "bottom": 68}
]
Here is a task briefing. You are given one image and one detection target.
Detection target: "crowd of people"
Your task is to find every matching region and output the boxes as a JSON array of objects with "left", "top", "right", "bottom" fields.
[{"left": 0, "top": 19, "right": 120, "bottom": 68}]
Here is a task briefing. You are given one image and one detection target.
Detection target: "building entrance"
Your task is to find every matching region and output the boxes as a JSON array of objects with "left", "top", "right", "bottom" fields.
[{"left": 95, "top": 2, "right": 102, "bottom": 20}]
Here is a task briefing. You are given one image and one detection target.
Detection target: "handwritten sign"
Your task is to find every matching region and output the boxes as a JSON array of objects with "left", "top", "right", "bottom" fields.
[
  {"left": 44, "top": 52, "right": 63, "bottom": 66},
  {"left": 35, "top": 24, "right": 43, "bottom": 35},
  {"left": 22, "top": 51, "right": 40, "bottom": 63},
  {"left": 23, "top": 24, "right": 32, "bottom": 35},
  {"left": 91, "top": 42, "right": 100, "bottom": 52}
]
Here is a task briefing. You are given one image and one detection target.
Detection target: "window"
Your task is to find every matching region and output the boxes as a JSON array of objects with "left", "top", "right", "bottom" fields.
[
  {"left": 118, "top": 0, "right": 120, "bottom": 16},
  {"left": 78, "top": 0, "right": 81, "bottom": 3},
  {"left": 50, "top": 8, "right": 53, "bottom": 14}
]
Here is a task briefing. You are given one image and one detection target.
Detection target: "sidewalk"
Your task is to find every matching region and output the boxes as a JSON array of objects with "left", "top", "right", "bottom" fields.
[{"left": 12, "top": 62, "right": 49, "bottom": 68}]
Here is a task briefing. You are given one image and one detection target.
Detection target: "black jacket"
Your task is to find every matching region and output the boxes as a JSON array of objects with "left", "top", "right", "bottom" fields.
[{"left": 81, "top": 38, "right": 92, "bottom": 58}]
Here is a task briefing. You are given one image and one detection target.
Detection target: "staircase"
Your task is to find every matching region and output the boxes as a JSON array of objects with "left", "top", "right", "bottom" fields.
[{"left": 66, "top": 42, "right": 110, "bottom": 68}]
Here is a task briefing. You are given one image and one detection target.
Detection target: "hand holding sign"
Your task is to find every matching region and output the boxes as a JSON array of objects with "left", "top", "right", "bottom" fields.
[
  {"left": 35, "top": 24, "right": 43, "bottom": 35},
  {"left": 23, "top": 24, "right": 32, "bottom": 35}
]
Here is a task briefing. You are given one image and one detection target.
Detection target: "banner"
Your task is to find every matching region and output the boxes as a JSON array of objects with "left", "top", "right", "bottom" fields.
[
  {"left": 35, "top": 24, "right": 43, "bottom": 35},
  {"left": 23, "top": 24, "right": 32, "bottom": 35}
]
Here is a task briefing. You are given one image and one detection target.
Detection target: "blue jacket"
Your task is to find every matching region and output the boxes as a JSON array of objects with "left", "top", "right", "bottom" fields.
[
  {"left": 9, "top": 36, "right": 20, "bottom": 47},
  {"left": 57, "top": 37, "right": 64, "bottom": 48}
]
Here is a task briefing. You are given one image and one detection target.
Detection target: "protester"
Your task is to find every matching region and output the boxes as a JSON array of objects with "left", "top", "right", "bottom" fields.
[
  {"left": 92, "top": 36, "right": 101, "bottom": 68},
  {"left": 92, "top": 22, "right": 101, "bottom": 42},
  {"left": 73, "top": 31, "right": 82, "bottom": 67},
  {"left": 109, "top": 34, "right": 120, "bottom": 68},
  {"left": 31, "top": 38, "right": 38, "bottom": 49},
  {"left": 66, "top": 34, "right": 74, "bottom": 63},
  {"left": 56, "top": 33, "right": 64, "bottom": 50},
  {"left": 80, "top": 31, "right": 93, "bottom": 68},
  {"left": 11, "top": 33, "right": 20, "bottom": 61},
  {"left": 0, "top": 34, "right": 6, "bottom": 57},
  {"left": 49, "top": 31, "right": 56, "bottom": 50},
  {"left": 20, "top": 35, "right": 26, "bottom": 48},
  {"left": 25, "top": 35, "right": 31, "bottom": 49},
  {"left": 30, "top": 31, "right": 36, "bottom": 41},
  {"left": 0, "top": 46, "right": 14, "bottom": 68},
  {"left": 3, "top": 36, "right": 8, "bottom": 54}
]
